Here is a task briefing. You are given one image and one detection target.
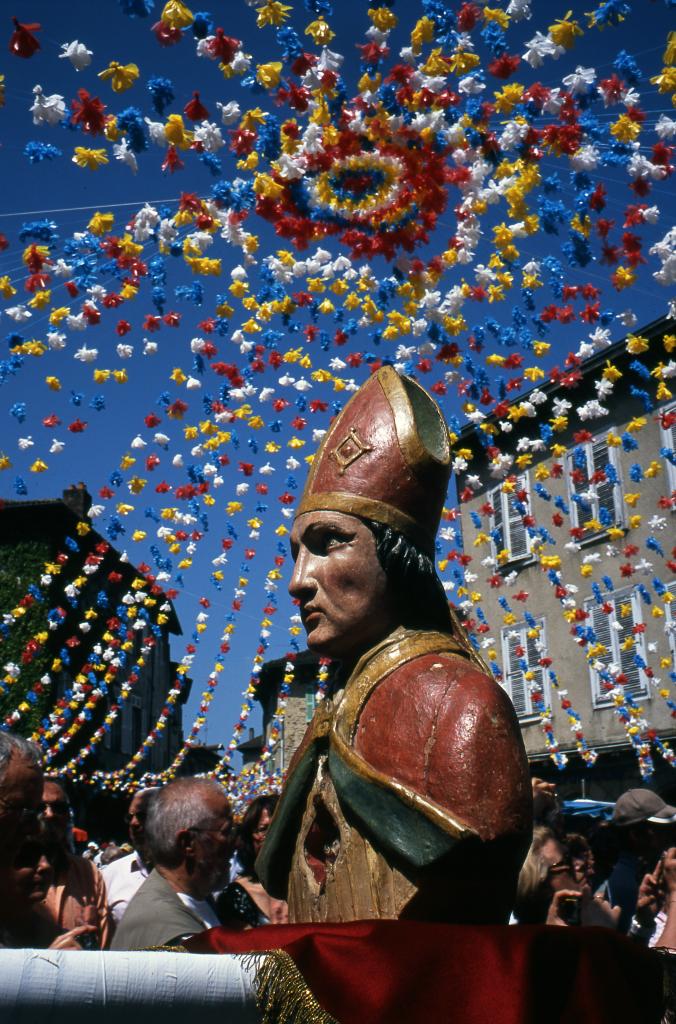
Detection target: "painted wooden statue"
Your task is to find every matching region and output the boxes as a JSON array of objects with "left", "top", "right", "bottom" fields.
[{"left": 257, "top": 367, "right": 531, "bottom": 924}]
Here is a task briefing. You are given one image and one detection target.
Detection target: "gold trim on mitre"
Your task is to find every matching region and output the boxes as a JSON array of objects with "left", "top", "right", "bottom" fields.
[
  {"left": 296, "top": 492, "right": 432, "bottom": 555},
  {"left": 378, "top": 365, "right": 450, "bottom": 483}
]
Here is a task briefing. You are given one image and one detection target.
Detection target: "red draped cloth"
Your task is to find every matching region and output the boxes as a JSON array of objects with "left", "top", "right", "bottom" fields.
[{"left": 186, "top": 921, "right": 663, "bottom": 1023}]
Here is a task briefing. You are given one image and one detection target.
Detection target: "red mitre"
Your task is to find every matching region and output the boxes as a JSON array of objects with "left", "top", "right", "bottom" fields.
[{"left": 296, "top": 366, "right": 451, "bottom": 555}]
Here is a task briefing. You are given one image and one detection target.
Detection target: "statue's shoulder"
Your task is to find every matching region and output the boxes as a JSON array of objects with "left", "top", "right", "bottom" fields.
[
  {"left": 339, "top": 629, "right": 512, "bottom": 735},
  {"left": 344, "top": 630, "right": 531, "bottom": 842}
]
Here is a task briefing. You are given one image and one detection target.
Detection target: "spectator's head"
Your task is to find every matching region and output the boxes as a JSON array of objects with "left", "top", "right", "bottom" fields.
[
  {"left": 612, "top": 789, "right": 676, "bottom": 860},
  {"left": 98, "top": 843, "right": 126, "bottom": 866},
  {"left": 0, "top": 734, "right": 43, "bottom": 863},
  {"left": 10, "top": 838, "right": 53, "bottom": 907},
  {"left": 567, "top": 832, "right": 595, "bottom": 886},
  {"left": 39, "top": 779, "right": 71, "bottom": 848},
  {"left": 514, "top": 826, "right": 581, "bottom": 924},
  {"left": 0, "top": 834, "right": 53, "bottom": 935},
  {"left": 235, "top": 793, "right": 279, "bottom": 877},
  {"left": 145, "top": 779, "right": 233, "bottom": 898},
  {"left": 126, "top": 788, "right": 158, "bottom": 861},
  {"left": 531, "top": 777, "right": 561, "bottom": 828}
]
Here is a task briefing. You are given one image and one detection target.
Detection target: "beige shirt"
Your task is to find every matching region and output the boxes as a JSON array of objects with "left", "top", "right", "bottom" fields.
[{"left": 44, "top": 853, "right": 111, "bottom": 949}]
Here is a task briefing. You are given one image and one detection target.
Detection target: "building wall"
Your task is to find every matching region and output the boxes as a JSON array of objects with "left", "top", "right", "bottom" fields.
[
  {"left": 456, "top": 388, "right": 675, "bottom": 768},
  {"left": 279, "top": 679, "right": 316, "bottom": 769}
]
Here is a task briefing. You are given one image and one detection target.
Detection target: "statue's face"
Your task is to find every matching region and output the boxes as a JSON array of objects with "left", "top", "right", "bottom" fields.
[{"left": 289, "top": 511, "right": 397, "bottom": 663}]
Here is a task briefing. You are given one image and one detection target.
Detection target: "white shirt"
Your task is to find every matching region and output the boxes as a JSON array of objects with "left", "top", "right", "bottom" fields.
[
  {"left": 176, "top": 893, "right": 221, "bottom": 930},
  {"left": 101, "top": 851, "right": 150, "bottom": 924}
]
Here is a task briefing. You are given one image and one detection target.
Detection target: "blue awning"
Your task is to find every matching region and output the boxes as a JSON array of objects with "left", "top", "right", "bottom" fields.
[{"left": 561, "top": 799, "right": 615, "bottom": 820}]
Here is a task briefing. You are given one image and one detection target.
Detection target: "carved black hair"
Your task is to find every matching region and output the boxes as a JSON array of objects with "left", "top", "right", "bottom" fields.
[{"left": 364, "top": 519, "right": 453, "bottom": 634}]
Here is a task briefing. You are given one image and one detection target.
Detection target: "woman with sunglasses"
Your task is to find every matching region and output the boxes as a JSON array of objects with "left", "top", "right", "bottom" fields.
[
  {"left": 514, "top": 827, "right": 620, "bottom": 928},
  {"left": 216, "top": 795, "right": 288, "bottom": 928},
  {"left": 0, "top": 837, "right": 96, "bottom": 949}
]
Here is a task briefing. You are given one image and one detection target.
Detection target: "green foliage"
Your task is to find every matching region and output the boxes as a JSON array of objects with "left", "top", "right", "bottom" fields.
[{"left": 0, "top": 539, "right": 55, "bottom": 736}]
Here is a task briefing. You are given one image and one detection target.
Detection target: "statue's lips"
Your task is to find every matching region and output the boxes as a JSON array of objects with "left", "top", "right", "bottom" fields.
[{"left": 301, "top": 608, "right": 322, "bottom": 628}]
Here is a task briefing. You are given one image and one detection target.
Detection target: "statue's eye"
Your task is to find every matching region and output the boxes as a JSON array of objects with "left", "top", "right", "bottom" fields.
[{"left": 323, "top": 531, "right": 344, "bottom": 551}]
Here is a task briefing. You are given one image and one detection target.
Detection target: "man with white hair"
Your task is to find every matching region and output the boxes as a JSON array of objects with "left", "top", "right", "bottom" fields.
[{"left": 111, "top": 778, "right": 233, "bottom": 949}]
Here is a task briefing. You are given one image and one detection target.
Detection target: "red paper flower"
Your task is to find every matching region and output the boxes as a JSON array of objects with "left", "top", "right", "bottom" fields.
[{"left": 9, "top": 17, "right": 40, "bottom": 58}]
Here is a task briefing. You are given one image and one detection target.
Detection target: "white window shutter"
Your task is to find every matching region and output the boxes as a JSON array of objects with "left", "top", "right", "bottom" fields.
[
  {"left": 525, "top": 627, "right": 545, "bottom": 698},
  {"left": 305, "top": 687, "right": 316, "bottom": 723},
  {"left": 506, "top": 479, "right": 530, "bottom": 560},
  {"left": 505, "top": 629, "right": 530, "bottom": 717},
  {"left": 489, "top": 484, "right": 504, "bottom": 561},
  {"left": 500, "top": 618, "right": 547, "bottom": 719},
  {"left": 616, "top": 593, "right": 644, "bottom": 700},
  {"left": 567, "top": 446, "right": 591, "bottom": 529},
  {"left": 587, "top": 589, "right": 648, "bottom": 707},
  {"left": 592, "top": 437, "right": 619, "bottom": 526},
  {"left": 588, "top": 599, "right": 615, "bottom": 706},
  {"left": 490, "top": 474, "right": 531, "bottom": 562}
]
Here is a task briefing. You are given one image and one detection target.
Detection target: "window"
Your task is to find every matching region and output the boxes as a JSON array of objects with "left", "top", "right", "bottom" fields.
[
  {"left": 566, "top": 434, "right": 623, "bottom": 535},
  {"left": 584, "top": 587, "right": 649, "bottom": 708},
  {"left": 500, "top": 618, "right": 548, "bottom": 719},
  {"left": 489, "top": 472, "right": 533, "bottom": 564},
  {"left": 305, "top": 687, "right": 316, "bottom": 723},
  {"left": 660, "top": 402, "right": 676, "bottom": 494}
]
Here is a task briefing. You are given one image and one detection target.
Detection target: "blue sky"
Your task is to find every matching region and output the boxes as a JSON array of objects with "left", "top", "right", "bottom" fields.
[{"left": 1, "top": 0, "right": 674, "bottom": 773}]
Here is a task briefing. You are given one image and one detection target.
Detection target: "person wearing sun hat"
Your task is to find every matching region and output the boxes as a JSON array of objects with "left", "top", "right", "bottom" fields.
[
  {"left": 612, "top": 789, "right": 676, "bottom": 828},
  {"left": 604, "top": 789, "right": 676, "bottom": 934}
]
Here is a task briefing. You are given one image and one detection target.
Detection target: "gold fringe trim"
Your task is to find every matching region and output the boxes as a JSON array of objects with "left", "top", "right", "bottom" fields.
[
  {"left": 239, "top": 950, "right": 339, "bottom": 1024},
  {"left": 140, "top": 944, "right": 189, "bottom": 952}
]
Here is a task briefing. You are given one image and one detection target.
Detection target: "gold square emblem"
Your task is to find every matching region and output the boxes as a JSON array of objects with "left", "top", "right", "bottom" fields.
[{"left": 330, "top": 428, "right": 373, "bottom": 476}]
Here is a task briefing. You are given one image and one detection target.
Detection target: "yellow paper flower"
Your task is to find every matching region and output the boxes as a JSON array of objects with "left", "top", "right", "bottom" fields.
[
  {"left": 305, "top": 18, "right": 335, "bottom": 44},
  {"left": 410, "top": 16, "right": 434, "bottom": 54},
  {"left": 164, "top": 114, "right": 193, "bottom": 149},
  {"left": 88, "top": 211, "right": 114, "bottom": 236},
  {"left": 548, "top": 11, "right": 583, "bottom": 49},
  {"left": 256, "top": 62, "right": 283, "bottom": 90},
  {"left": 368, "top": 6, "right": 397, "bottom": 31},
  {"left": 161, "top": 0, "right": 193, "bottom": 28},
  {"left": 256, "top": 1, "right": 292, "bottom": 28},
  {"left": 72, "top": 147, "right": 109, "bottom": 170},
  {"left": 98, "top": 61, "right": 140, "bottom": 92}
]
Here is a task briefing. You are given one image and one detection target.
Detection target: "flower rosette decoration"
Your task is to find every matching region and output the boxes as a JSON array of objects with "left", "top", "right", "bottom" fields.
[{"left": 253, "top": 116, "right": 452, "bottom": 259}]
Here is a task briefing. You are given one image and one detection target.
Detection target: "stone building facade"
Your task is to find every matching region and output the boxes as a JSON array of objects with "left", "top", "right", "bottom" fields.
[
  {"left": 246, "top": 649, "right": 339, "bottom": 771},
  {"left": 453, "top": 316, "right": 676, "bottom": 800}
]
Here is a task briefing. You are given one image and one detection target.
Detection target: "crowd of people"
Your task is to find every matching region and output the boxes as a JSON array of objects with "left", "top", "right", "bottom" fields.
[
  {"left": 514, "top": 777, "right": 676, "bottom": 948},
  {"left": 0, "top": 733, "right": 287, "bottom": 950},
  {"left": 1, "top": 731, "right": 676, "bottom": 952}
]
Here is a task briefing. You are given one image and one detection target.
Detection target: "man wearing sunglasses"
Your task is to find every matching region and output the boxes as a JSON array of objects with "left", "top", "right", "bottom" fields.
[
  {"left": 101, "top": 787, "right": 158, "bottom": 925},
  {"left": 41, "top": 778, "right": 111, "bottom": 948}
]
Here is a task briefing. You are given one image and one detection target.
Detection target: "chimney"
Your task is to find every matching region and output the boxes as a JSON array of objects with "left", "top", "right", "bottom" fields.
[
  {"left": 249, "top": 727, "right": 254, "bottom": 740},
  {"left": 62, "top": 483, "right": 92, "bottom": 520}
]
